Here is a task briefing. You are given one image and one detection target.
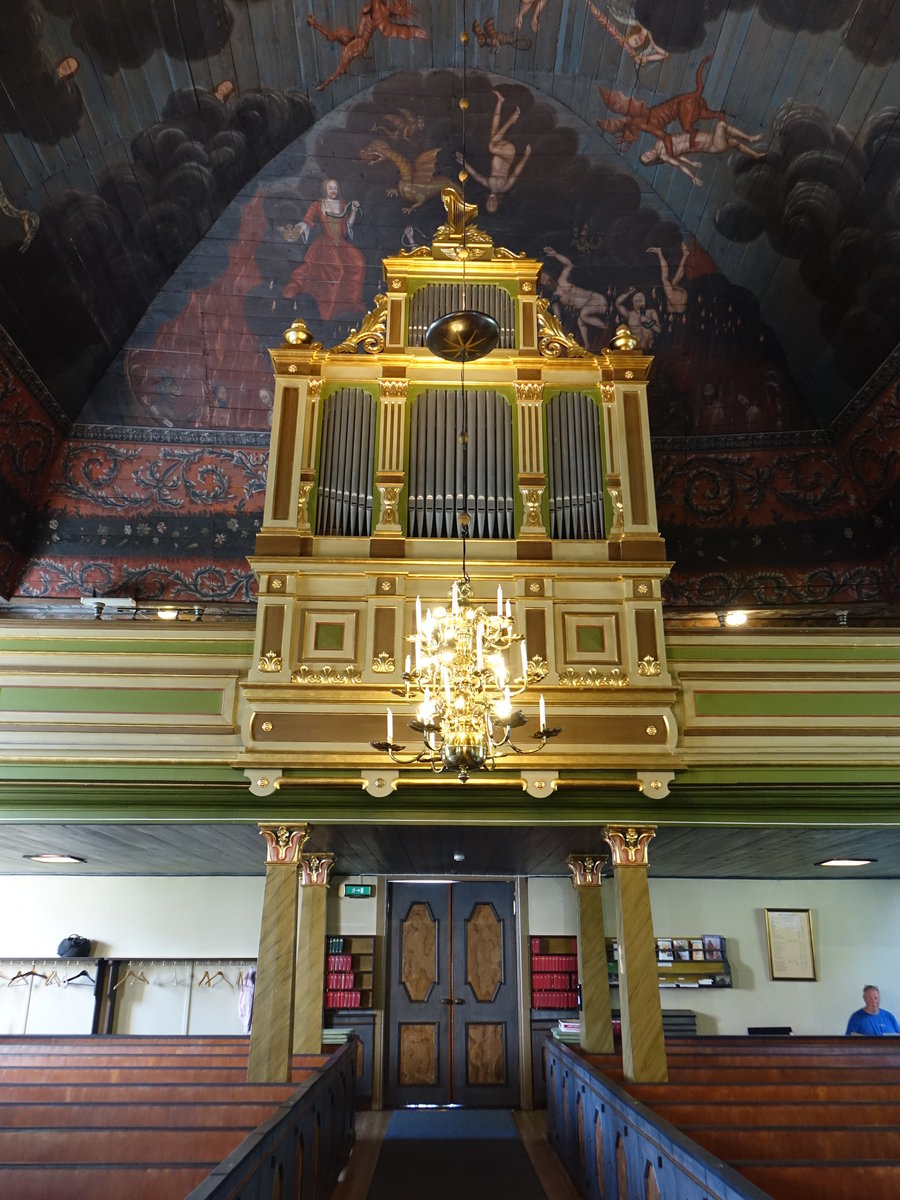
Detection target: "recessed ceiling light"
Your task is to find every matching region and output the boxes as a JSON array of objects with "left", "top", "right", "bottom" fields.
[
  {"left": 157, "top": 606, "right": 179, "bottom": 620},
  {"left": 453, "top": 852, "right": 465, "bottom": 862},
  {"left": 25, "top": 853, "right": 86, "bottom": 864},
  {"left": 723, "top": 610, "right": 748, "bottom": 627},
  {"left": 817, "top": 858, "right": 874, "bottom": 867}
]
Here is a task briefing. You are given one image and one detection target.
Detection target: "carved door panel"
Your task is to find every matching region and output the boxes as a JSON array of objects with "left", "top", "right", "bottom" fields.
[{"left": 386, "top": 881, "right": 519, "bottom": 1107}]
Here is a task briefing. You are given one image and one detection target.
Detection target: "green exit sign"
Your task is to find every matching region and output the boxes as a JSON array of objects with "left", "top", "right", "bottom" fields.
[{"left": 342, "top": 884, "right": 374, "bottom": 899}]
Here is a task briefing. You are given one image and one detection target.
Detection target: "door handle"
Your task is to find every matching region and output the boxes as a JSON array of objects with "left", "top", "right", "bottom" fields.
[{"left": 441, "top": 997, "right": 464, "bottom": 1005}]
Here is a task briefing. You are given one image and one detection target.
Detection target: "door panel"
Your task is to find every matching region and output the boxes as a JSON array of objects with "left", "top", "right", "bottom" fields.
[
  {"left": 386, "top": 885, "right": 450, "bottom": 1106},
  {"left": 452, "top": 882, "right": 519, "bottom": 1107},
  {"left": 386, "top": 880, "right": 519, "bottom": 1107}
]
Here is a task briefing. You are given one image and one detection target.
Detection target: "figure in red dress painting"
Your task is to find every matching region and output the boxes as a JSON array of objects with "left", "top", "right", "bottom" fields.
[{"left": 279, "top": 179, "right": 366, "bottom": 321}]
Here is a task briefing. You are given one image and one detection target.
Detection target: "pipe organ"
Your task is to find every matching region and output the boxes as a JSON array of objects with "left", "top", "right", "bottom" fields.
[{"left": 240, "top": 190, "right": 681, "bottom": 797}]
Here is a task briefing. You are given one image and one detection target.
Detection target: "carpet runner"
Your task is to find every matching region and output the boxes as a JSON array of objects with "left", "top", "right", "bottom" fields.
[{"left": 365, "top": 1109, "right": 547, "bottom": 1200}]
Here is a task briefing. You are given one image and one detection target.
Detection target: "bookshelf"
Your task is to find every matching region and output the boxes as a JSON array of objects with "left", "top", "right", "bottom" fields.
[
  {"left": 529, "top": 935, "right": 578, "bottom": 1011},
  {"left": 324, "top": 935, "right": 375, "bottom": 1010}
]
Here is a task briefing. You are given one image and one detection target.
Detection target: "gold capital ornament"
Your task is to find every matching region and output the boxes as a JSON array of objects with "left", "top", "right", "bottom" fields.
[
  {"left": 259, "top": 823, "right": 310, "bottom": 865},
  {"left": 602, "top": 825, "right": 656, "bottom": 868},
  {"left": 299, "top": 853, "right": 335, "bottom": 886},
  {"left": 566, "top": 854, "right": 607, "bottom": 886}
]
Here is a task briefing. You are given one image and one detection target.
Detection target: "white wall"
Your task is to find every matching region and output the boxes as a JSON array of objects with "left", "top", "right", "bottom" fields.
[
  {"left": 526, "top": 874, "right": 900, "bottom": 1036},
  {"left": 1, "top": 872, "right": 897, "bottom": 1038},
  {"left": 0, "top": 876, "right": 264, "bottom": 958}
]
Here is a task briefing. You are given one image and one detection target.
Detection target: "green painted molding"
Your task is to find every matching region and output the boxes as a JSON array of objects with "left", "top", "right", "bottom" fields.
[
  {"left": 0, "top": 636, "right": 254, "bottom": 656},
  {"left": 675, "top": 765, "right": 900, "bottom": 786},
  {"left": 692, "top": 690, "right": 900, "bottom": 718},
  {"left": 667, "top": 641, "right": 900, "bottom": 663},
  {"left": 0, "top": 764, "right": 241, "bottom": 783},
  {"left": 1, "top": 771, "right": 899, "bottom": 825},
  {"left": 0, "top": 686, "right": 226, "bottom": 716}
]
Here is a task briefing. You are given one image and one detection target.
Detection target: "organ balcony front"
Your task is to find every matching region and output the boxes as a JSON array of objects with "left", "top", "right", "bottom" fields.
[{"left": 238, "top": 193, "right": 681, "bottom": 796}]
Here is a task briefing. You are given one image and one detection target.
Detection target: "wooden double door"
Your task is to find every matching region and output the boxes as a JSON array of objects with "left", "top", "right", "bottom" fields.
[{"left": 385, "top": 880, "right": 520, "bottom": 1107}]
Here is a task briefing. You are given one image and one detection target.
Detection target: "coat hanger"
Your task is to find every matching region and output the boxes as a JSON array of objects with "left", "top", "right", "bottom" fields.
[
  {"left": 8, "top": 965, "right": 48, "bottom": 987},
  {"left": 113, "top": 966, "right": 149, "bottom": 990},
  {"left": 64, "top": 968, "right": 96, "bottom": 986}
]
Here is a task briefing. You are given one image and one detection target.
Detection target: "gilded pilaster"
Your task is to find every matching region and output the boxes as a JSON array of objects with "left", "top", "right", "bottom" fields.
[
  {"left": 603, "top": 825, "right": 667, "bottom": 1083},
  {"left": 248, "top": 823, "right": 310, "bottom": 1082},
  {"left": 515, "top": 380, "right": 547, "bottom": 538},
  {"left": 293, "top": 851, "right": 336, "bottom": 1053},
  {"left": 375, "top": 377, "right": 409, "bottom": 534},
  {"left": 566, "top": 855, "right": 614, "bottom": 1053}
]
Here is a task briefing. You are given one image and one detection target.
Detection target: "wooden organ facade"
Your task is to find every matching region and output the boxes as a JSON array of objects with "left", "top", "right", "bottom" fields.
[{"left": 239, "top": 195, "right": 681, "bottom": 798}]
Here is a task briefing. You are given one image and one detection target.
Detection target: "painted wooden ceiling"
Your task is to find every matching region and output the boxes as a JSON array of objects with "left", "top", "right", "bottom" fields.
[
  {"left": 1, "top": 819, "right": 899, "bottom": 878},
  {"left": 1, "top": 0, "right": 899, "bottom": 609}
]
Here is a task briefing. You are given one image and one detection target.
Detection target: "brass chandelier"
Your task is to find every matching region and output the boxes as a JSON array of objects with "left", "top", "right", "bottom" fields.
[{"left": 372, "top": 523, "right": 561, "bottom": 782}]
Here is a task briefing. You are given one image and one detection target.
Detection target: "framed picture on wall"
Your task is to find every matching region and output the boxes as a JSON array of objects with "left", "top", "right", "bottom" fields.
[{"left": 765, "top": 908, "right": 817, "bottom": 981}]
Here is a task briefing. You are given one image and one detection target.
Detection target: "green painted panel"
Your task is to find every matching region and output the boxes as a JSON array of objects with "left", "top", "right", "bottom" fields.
[
  {"left": 313, "top": 622, "right": 345, "bottom": 651},
  {"left": 0, "top": 637, "right": 254, "bottom": 656},
  {"left": 693, "top": 690, "right": 900, "bottom": 718},
  {"left": 667, "top": 643, "right": 900, "bottom": 663},
  {"left": 0, "top": 686, "right": 225, "bottom": 716},
  {"left": 575, "top": 624, "right": 606, "bottom": 653}
]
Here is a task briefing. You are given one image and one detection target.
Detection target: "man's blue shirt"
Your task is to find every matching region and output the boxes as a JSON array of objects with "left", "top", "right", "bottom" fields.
[{"left": 845, "top": 1007, "right": 900, "bottom": 1036}]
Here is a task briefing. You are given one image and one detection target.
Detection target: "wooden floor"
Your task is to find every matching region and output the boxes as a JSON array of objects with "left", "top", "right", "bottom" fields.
[{"left": 331, "top": 1110, "right": 580, "bottom": 1200}]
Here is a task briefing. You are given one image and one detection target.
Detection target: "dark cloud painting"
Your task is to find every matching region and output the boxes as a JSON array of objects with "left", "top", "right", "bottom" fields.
[{"left": 0, "top": 0, "right": 897, "bottom": 606}]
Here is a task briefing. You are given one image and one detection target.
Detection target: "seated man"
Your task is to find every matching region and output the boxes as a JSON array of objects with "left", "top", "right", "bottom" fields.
[{"left": 846, "top": 985, "right": 900, "bottom": 1035}]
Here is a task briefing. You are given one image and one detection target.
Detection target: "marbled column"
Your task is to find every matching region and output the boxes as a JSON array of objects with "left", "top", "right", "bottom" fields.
[
  {"left": 603, "top": 825, "right": 668, "bottom": 1083},
  {"left": 247, "top": 824, "right": 310, "bottom": 1083},
  {"left": 566, "top": 855, "right": 614, "bottom": 1053},
  {"left": 292, "top": 853, "right": 336, "bottom": 1054}
]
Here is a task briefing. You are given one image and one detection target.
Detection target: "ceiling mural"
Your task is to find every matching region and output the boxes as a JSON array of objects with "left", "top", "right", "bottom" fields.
[{"left": 1, "top": 0, "right": 899, "bottom": 606}]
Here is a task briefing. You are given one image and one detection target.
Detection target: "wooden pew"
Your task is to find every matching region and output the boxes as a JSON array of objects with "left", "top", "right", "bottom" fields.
[
  {"left": 0, "top": 1127, "right": 248, "bottom": 1163},
  {"left": 682, "top": 1125, "right": 900, "bottom": 1161},
  {"left": 610, "top": 1037, "right": 900, "bottom": 1200},
  {"left": 646, "top": 1099, "right": 900, "bottom": 1126},
  {"left": 0, "top": 1101, "right": 283, "bottom": 1127},
  {"left": 0, "top": 1036, "right": 353, "bottom": 1200},
  {"left": 737, "top": 1161, "right": 900, "bottom": 1200},
  {"left": 0, "top": 1162, "right": 218, "bottom": 1200}
]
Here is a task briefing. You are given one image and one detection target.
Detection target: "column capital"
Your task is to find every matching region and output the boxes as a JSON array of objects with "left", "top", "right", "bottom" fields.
[
  {"left": 566, "top": 854, "right": 607, "bottom": 886},
  {"left": 380, "top": 378, "right": 409, "bottom": 400},
  {"left": 259, "top": 823, "right": 310, "bottom": 865},
  {"left": 299, "top": 852, "right": 335, "bottom": 886},
  {"left": 515, "top": 380, "right": 544, "bottom": 404},
  {"left": 602, "top": 825, "right": 656, "bottom": 868}
]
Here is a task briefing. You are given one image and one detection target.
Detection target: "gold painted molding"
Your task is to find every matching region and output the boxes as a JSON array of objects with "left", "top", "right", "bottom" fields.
[{"left": 559, "top": 667, "right": 629, "bottom": 687}]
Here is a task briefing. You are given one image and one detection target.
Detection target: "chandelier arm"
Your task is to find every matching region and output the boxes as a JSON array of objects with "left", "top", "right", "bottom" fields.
[
  {"left": 506, "top": 728, "right": 563, "bottom": 755},
  {"left": 370, "top": 740, "right": 437, "bottom": 767}
]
